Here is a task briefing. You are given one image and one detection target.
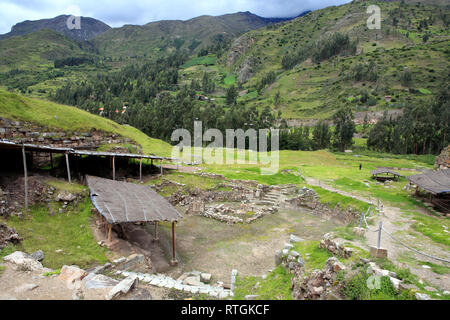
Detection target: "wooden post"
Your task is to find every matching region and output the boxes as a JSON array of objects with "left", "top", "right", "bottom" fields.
[
  {"left": 112, "top": 156, "right": 116, "bottom": 181},
  {"left": 50, "top": 153, "right": 53, "bottom": 170},
  {"left": 139, "top": 158, "right": 143, "bottom": 182},
  {"left": 65, "top": 152, "right": 72, "bottom": 183},
  {"left": 22, "top": 145, "right": 28, "bottom": 210},
  {"left": 108, "top": 224, "right": 112, "bottom": 242},
  {"left": 377, "top": 221, "right": 382, "bottom": 249},
  {"left": 170, "top": 221, "right": 178, "bottom": 266},
  {"left": 153, "top": 222, "right": 159, "bottom": 241},
  {"left": 160, "top": 159, "right": 163, "bottom": 175}
]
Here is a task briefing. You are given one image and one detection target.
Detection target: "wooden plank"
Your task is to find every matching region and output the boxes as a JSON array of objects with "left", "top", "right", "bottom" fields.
[
  {"left": 65, "top": 152, "right": 72, "bottom": 183},
  {"left": 22, "top": 145, "right": 28, "bottom": 210},
  {"left": 170, "top": 222, "right": 177, "bottom": 265},
  {"left": 112, "top": 156, "right": 116, "bottom": 181},
  {"left": 139, "top": 158, "right": 143, "bottom": 182}
]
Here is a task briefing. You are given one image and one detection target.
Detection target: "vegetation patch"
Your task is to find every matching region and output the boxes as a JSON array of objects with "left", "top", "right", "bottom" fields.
[
  {"left": 0, "top": 198, "right": 108, "bottom": 269},
  {"left": 233, "top": 265, "right": 293, "bottom": 300}
]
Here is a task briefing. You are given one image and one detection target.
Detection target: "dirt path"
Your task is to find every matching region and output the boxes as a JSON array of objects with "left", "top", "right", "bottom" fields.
[{"left": 306, "top": 178, "right": 450, "bottom": 290}]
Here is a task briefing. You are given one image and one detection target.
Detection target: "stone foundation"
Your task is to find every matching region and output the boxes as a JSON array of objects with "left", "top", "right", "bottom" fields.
[{"left": 0, "top": 117, "right": 139, "bottom": 152}]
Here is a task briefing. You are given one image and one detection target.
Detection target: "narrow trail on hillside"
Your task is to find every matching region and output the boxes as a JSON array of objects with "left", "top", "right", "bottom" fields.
[{"left": 305, "top": 178, "right": 450, "bottom": 290}]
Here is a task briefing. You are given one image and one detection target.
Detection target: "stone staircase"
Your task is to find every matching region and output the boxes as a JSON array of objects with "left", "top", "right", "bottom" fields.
[
  {"left": 114, "top": 270, "right": 231, "bottom": 298},
  {"left": 257, "top": 190, "right": 281, "bottom": 207}
]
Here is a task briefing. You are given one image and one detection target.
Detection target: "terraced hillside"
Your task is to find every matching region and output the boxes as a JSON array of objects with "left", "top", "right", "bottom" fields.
[
  {"left": 218, "top": 0, "right": 450, "bottom": 121},
  {"left": 92, "top": 11, "right": 298, "bottom": 59}
]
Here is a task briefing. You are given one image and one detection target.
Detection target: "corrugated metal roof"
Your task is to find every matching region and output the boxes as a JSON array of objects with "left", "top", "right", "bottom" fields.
[
  {"left": 86, "top": 175, "right": 183, "bottom": 224},
  {"left": 406, "top": 170, "right": 450, "bottom": 195},
  {"left": 371, "top": 168, "right": 402, "bottom": 176},
  {"left": 0, "top": 139, "right": 175, "bottom": 161}
]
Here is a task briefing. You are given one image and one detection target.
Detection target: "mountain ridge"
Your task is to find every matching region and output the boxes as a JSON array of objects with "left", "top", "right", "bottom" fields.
[{"left": 0, "top": 15, "right": 111, "bottom": 42}]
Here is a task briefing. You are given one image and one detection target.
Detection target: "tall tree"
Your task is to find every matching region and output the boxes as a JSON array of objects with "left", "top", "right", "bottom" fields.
[{"left": 332, "top": 107, "right": 355, "bottom": 152}]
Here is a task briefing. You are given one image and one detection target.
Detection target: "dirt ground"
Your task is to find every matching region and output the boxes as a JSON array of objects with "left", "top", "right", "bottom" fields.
[
  {"left": 157, "top": 206, "right": 340, "bottom": 285},
  {"left": 0, "top": 263, "right": 170, "bottom": 300}
]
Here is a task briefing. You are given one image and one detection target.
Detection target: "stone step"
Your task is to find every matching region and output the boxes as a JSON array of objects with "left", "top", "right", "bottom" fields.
[{"left": 115, "top": 270, "right": 231, "bottom": 298}]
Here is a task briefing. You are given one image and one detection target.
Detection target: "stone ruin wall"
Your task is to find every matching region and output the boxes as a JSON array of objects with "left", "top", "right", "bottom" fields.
[
  {"left": 0, "top": 117, "right": 140, "bottom": 152},
  {"left": 435, "top": 145, "right": 450, "bottom": 170}
]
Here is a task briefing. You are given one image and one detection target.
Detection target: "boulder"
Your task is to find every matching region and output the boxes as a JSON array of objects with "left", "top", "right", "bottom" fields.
[
  {"left": 200, "top": 273, "right": 212, "bottom": 284},
  {"left": 59, "top": 265, "right": 88, "bottom": 284},
  {"left": 30, "top": 250, "right": 44, "bottom": 262},
  {"left": 183, "top": 276, "right": 203, "bottom": 286},
  {"left": 3, "top": 251, "right": 44, "bottom": 272},
  {"left": 275, "top": 250, "right": 282, "bottom": 266},
  {"left": 57, "top": 192, "right": 77, "bottom": 202},
  {"left": 120, "top": 254, "right": 146, "bottom": 271},
  {"left": 415, "top": 292, "right": 431, "bottom": 300},
  {"left": 84, "top": 274, "right": 119, "bottom": 290},
  {"left": 107, "top": 275, "right": 138, "bottom": 300},
  {"left": 290, "top": 234, "right": 304, "bottom": 243}
]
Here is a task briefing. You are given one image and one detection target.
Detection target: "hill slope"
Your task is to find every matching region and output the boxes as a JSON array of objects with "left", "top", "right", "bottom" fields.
[
  {"left": 0, "top": 15, "right": 111, "bottom": 42},
  {"left": 0, "top": 89, "right": 172, "bottom": 156},
  {"left": 92, "top": 11, "right": 297, "bottom": 59},
  {"left": 219, "top": 0, "right": 449, "bottom": 121}
]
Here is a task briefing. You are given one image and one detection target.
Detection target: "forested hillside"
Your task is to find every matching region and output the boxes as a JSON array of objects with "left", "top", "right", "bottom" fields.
[{"left": 0, "top": 0, "right": 448, "bottom": 155}]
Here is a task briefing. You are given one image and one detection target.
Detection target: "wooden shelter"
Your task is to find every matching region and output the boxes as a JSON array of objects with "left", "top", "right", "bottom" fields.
[
  {"left": 406, "top": 170, "right": 450, "bottom": 213},
  {"left": 86, "top": 175, "right": 183, "bottom": 265},
  {"left": 0, "top": 139, "right": 176, "bottom": 211},
  {"left": 371, "top": 168, "right": 402, "bottom": 182}
]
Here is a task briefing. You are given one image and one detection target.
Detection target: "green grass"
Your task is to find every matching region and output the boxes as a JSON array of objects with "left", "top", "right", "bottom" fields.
[
  {"left": 0, "top": 198, "right": 108, "bottom": 269},
  {"left": 311, "top": 185, "right": 370, "bottom": 213},
  {"left": 223, "top": 74, "right": 236, "bottom": 86},
  {"left": 45, "top": 180, "right": 88, "bottom": 193},
  {"left": 181, "top": 55, "right": 216, "bottom": 69},
  {"left": 418, "top": 261, "right": 450, "bottom": 275},
  {"left": 233, "top": 265, "right": 293, "bottom": 300},
  {"left": 0, "top": 89, "right": 173, "bottom": 157},
  {"left": 0, "top": 265, "right": 5, "bottom": 276}
]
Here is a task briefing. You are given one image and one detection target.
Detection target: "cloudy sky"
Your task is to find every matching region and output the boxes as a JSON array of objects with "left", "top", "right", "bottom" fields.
[{"left": 0, "top": 0, "right": 351, "bottom": 34}]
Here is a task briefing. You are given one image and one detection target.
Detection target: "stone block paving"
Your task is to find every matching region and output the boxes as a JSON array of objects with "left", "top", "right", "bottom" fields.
[{"left": 115, "top": 270, "right": 231, "bottom": 299}]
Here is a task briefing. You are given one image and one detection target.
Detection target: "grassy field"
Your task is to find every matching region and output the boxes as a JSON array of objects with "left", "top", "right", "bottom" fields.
[{"left": 0, "top": 197, "right": 108, "bottom": 270}]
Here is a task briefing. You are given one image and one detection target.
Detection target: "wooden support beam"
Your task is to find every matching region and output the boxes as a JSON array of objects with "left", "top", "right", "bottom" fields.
[
  {"left": 170, "top": 221, "right": 178, "bottom": 266},
  {"left": 139, "top": 158, "right": 143, "bottom": 182},
  {"left": 112, "top": 156, "right": 116, "bottom": 181},
  {"left": 65, "top": 152, "right": 72, "bottom": 183},
  {"left": 108, "top": 224, "right": 112, "bottom": 242},
  {"left": 22, "top": 145, "right": 28, "bottom": 211},
  {"left": 50, "top": 153, "right": 53, "bottom": 170},
  {"left": 153, "top": 222, "right": 159, "bottom": 241},
  {"left": 160, "top": 159, "right": 163, "bottom": 176}
]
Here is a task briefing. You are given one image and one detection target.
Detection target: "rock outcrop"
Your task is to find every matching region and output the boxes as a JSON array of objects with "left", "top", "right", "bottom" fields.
[{"left": 435, "top": 145, "right": 450, "bottom": 170}]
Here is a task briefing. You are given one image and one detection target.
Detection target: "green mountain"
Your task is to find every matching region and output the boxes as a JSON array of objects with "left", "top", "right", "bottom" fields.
[
  {"left": 92, "top": 11, "right": 298, "bottom": 59},
  {"left": 0, "top": 15, "right": 111, "bottom": 42},
  {"left": 219, "top": 0, "right": 449, "bottom": 121}
]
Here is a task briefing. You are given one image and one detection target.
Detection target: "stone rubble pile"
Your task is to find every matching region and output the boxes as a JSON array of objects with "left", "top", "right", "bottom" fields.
[
  {"left": 287, "top": 187, "right": 360, "bottom": 223},
  {"left": 292, "top": 257, "right": 345, "bottom": 300},
  {"left": 202, "top": 203, "right": 278, "bottom": 224},
  {"left": 0, "top": 223, "right": 22, "bottom": 249},
  {"left": 318, "top": 233, "right": 354, "bottom": 259}
]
